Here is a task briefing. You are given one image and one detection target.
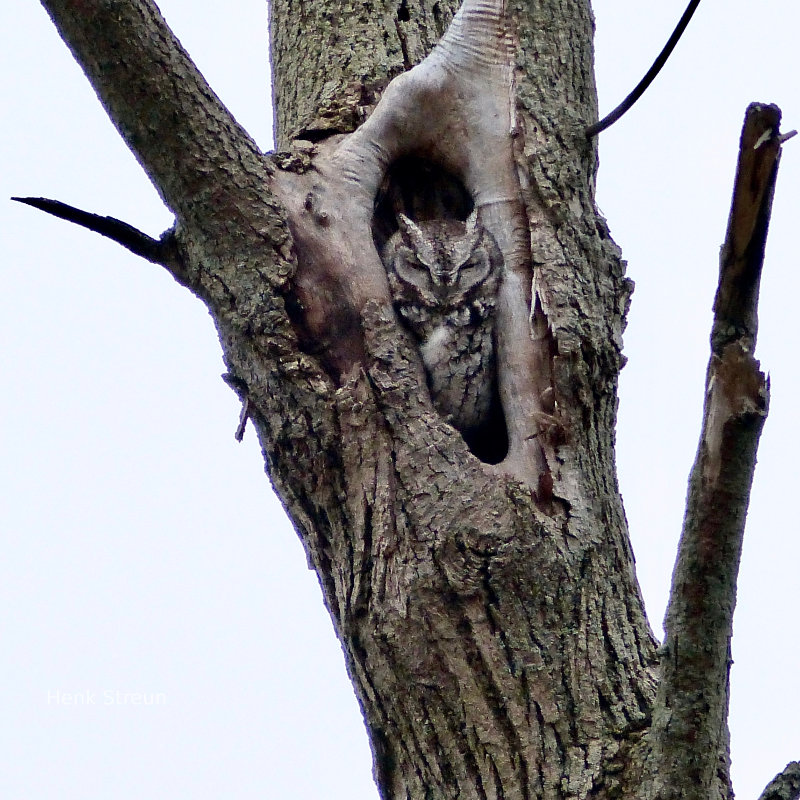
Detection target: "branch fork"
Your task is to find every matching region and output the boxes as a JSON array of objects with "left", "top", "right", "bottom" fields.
[{"left": 22, "top": 0, "right": 557, "bottom": 494}]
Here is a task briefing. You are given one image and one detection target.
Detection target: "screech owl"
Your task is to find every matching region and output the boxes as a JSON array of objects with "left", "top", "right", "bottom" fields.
[{"left": 381, "top": 210, "right": 503, "bottom": 435}]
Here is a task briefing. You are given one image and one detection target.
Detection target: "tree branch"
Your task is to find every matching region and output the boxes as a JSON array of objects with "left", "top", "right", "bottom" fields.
[
  {"left": 11, "top": 196, "right": 178, "bottom": 268},
  {"left": 758, "top": 762, "right": 800, "bottom": 800},
  {"left": 713, "top": 106, "right": 790, "bottom": 354},
  {"left": 586, "top": 0, "right": 703, "bottom": 137},
  {"left": 648, "top": 103, "right": 787, "bottom": 798},
  {"left": 39, "top": 0, "right": 271, "bottom": 231},
  {"left": 38, "top": 0, "right": 297, "bottom": 341}
]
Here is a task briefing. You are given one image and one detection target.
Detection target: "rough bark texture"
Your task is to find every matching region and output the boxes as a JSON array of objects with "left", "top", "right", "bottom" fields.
[
  {"left": 270, "top": 0, "right": 459, "bottom": 146},
  {"left": 266, "top": 4, "right": 658, "bottom": 796},
  {"left": 31, "top": 1, "right": 793, "bottom": 799}
]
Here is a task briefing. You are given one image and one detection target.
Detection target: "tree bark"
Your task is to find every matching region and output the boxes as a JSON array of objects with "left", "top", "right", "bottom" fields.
[{"left": 29, "top": 1, "right": 794, "bottom": 798}]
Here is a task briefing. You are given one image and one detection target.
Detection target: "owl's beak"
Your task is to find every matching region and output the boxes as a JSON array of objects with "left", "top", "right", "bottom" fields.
[{"left": 435, "top": 270, "right": 458, "bottom": 287}]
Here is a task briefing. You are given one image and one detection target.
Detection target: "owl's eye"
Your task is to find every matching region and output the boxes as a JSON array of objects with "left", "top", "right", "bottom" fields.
[
  {"left": 395, "top": 245, "right": 428, "bottom": 271},
  {"left": 394, "top": 249, "right": 434, "bottom": 288},
  {"left": 458, "top": 257, "right": 491, "bottom": 288}
]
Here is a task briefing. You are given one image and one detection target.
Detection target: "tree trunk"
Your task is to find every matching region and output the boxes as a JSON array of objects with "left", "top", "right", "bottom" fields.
[{"left": 27, "top": 0, "right": 792, "bottom": 798}]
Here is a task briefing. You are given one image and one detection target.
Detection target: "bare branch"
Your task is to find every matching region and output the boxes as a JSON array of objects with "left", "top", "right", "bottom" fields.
[
  {"left": 11, "top": 196, "right": 178, "bottom": 268},
  {"left": 713, "top": 104, "right": 785, "bottom": 353},
  {"left": 586, "top": 0, "right": 703, "bottom": 137},
  {"left": 234, "top": 397, "right": 252, "bottom": 442},
  {"left": 37, "top": 0, "right": 298, "bottom": 345},
  {"left": 647, "top": 103, "right": 787, "bottom": 798},
  {"left": 39, "top": 0, "right": 270, "bottom": 230},
  {"left": 758, "top": 762, "right": 800, "bottom": 800}
]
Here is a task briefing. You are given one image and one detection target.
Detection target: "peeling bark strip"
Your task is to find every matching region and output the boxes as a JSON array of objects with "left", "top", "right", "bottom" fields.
[
  {"left": 644, "top": 104, "right": 787, "bottom": 800},
  {"left": 29, "top": 0, "right": 794, "bottom": 798}
]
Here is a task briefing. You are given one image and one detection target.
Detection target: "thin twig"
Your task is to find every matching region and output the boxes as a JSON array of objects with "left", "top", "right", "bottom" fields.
[
  {"left": 235, "top": 397, "right": 251, "bottom": 442},
  {"left": 586, "top": 0, "right": 702, "bottom": 137},
  {"left": 12, "top": 196, "right": 177, "bottom": 266}
]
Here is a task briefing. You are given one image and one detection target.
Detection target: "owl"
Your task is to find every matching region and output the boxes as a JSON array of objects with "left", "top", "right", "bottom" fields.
[{"left": 381, "top": 210, "right": 503, "bottom": 436}]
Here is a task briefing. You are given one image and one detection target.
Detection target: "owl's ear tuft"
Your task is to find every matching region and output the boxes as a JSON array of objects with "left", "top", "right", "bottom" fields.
[
  {"left": 397, "top": 214, "right": 436, "bottom": 265},
  {"left": 460, "top": 208, "right": 482, "bottom": 255},
  {"left": 397, "top": 213, "right": 422, "bottom": 238},
  {"left": 465, "top": 208, "right": 479, "bottom": 235}
]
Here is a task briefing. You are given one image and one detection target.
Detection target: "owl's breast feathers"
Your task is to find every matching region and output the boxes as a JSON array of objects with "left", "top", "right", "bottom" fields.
[{"left": 381, "top": 213, "right": 502, "bottom": 433}]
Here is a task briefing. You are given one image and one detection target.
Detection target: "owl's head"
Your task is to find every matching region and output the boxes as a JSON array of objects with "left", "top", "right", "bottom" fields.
[{"left": 384, "top": 210, "right": 501, "bottom": 306}]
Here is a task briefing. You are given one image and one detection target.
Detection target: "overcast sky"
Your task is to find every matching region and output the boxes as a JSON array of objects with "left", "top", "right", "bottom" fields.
[{"left": 2, "top": 1, "right": 798, "bottom": 798}]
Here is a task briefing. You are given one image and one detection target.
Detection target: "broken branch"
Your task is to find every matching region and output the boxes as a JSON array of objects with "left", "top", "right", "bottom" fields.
[
  {"left": 12, "top": 196, "right": 176, "bottom": 266},
  {"left": 647, "top": 103, "right": 787, "bottom": 798},
  {"left": 587, "top": 0, "right": 703, "bottom": 137}
]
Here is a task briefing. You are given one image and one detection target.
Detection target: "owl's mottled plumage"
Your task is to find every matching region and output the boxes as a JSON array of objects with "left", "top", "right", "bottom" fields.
[{"left": 382, "top": 211, "right": 502, "bottom": 434}]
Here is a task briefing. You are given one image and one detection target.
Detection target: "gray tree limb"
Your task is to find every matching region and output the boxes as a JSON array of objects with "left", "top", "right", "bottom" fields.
[
  {"left": 39, "top": 0, "right": 266, "bottom": 226},
  {"left": 11, "top": 196, "right": 178, "bottom": 268},
  {"left": 38, "top": 0, "right": 296, "bottom": 334},
  {"left": 644, "top": 104, "right": 786, "bottom": 800}
]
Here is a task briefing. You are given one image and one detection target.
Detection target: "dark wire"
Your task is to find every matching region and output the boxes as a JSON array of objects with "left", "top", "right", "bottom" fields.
[{"left": 586, "top": 0, "right": 703, "bottom": 138}]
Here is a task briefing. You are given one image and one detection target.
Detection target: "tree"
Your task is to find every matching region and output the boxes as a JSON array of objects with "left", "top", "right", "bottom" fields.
[{"left": 3, "top": 1, "right": 796, "bottom": 800}]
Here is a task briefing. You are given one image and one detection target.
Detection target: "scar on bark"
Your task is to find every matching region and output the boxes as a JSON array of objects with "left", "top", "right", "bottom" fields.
[{"left": 648, "top": 103, "right": 795, "bottom": 796}]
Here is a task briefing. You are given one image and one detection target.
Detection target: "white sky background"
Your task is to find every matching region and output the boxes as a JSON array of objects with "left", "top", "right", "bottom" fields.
[{"left": 1, "top": 0, "right": 798, "bottom": 797}]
